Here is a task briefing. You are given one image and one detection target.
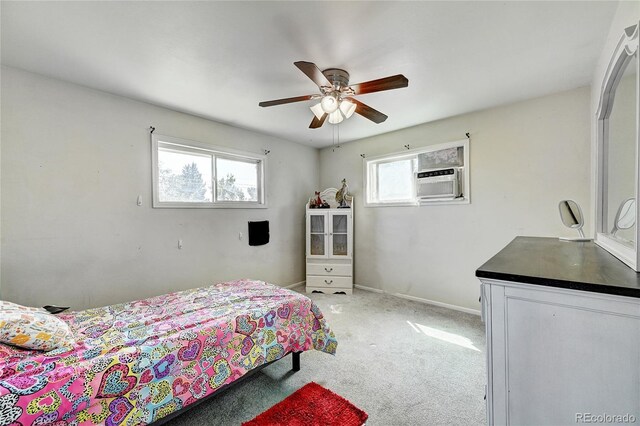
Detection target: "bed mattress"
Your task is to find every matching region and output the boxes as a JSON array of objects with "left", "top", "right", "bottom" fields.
[{"left": 0, "top": 279, "right": 337, "bottom": 425}]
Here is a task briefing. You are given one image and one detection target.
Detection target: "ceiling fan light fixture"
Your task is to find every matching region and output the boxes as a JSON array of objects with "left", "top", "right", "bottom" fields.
[
  {"left": 328, "top": 110, "right": 344, "bottom": 124},
  {"left": 339, "top": 99, "right": 356, "bottom": 119},
  {"left": 320, "top": 94, "right": 339, "bottom": 113},
  {"left": 310, "top": 102, "right": 325, "bottom": 120}
]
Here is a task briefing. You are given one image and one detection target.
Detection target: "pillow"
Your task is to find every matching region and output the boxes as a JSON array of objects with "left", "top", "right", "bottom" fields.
[
  {"left": 0, "top": 300, "right": 46, "bottom": 313},
  {"left": 0, "top": 301, "right": 74, "bottom": 351}
]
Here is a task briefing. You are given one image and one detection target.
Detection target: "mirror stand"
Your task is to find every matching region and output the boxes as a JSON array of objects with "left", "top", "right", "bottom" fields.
[{"left": 559, "top": 200, "right": 591, "bottom": 242}]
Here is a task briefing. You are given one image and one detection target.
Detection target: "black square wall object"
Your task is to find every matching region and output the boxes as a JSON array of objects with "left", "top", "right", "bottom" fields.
[
  {"left": 43, "top": 305, "right": 70, "bottom": 314},
  {"left": 248, "top": 221, "right": 269, "bottom": 246}
]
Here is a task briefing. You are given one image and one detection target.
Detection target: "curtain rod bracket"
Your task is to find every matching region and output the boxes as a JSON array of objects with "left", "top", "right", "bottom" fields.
[
  {"left": 263, "top": 149, "right": 271, "bottom": 155},
  {"left": 466, "top": 132, "right": 470, "bottom": 139},
  {"left": 404, "top": 144, "right": 410, "bottom": 150},
  {"left": 360, "top": 154, "right": 366, "bottom": 158},
  {"left": 149, "top": 126, "right": 156, "bottom": 134}
]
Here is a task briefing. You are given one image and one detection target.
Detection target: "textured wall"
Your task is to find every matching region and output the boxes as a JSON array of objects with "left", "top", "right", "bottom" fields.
[
  {"left": 319, "top": 87, "right": 591, "bottom": 312},
  {"left": 1, "top": 67, "right": 319, "bottom": 310}
]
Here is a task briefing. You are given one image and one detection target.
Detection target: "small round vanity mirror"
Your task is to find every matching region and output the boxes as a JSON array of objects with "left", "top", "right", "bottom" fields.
[
  {"left": 611, "top": 198, "right": 636, "bottom": 237},
  {"left": 558, "top": 200, "right": 590, "bottom": 241}
]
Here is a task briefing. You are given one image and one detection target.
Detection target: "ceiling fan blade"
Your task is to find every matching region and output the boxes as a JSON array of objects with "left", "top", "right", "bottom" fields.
[
  {"left": 347, "top": 98, "right": 388, "bottom": 123},
  {"left": 348, "top": 74, "right": 408, "bottom": 96},
  {"left": 259, "top": 94, "right": 315, "bottom": 107},
  {"left": 294, "top": 61, "right": 332, "bottom": 88},
  {"left": 309, "top": 113, "right": 327, "bottom": 129}
]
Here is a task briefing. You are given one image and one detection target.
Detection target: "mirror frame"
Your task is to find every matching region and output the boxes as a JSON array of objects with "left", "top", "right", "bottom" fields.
[{"left": 595, "top": 23, "right": 639, "bottom": 270}]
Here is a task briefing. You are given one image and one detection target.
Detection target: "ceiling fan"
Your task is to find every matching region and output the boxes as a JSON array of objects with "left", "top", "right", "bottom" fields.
[{"left": 259, "top": 61, "right": 408, "bottom": 129}]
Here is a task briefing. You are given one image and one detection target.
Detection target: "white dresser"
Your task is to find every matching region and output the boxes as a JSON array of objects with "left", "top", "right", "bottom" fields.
[
  {"left": 477, "top": 237, "right": 640, "bottom": 425},
  {"left": 305, "top": 188, "right": 353, "bottom": 294}
]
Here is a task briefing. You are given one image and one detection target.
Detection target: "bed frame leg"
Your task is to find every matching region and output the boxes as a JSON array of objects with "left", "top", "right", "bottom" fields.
[{"left": 292, "top": 351, "right": 300, "bottom": 371}]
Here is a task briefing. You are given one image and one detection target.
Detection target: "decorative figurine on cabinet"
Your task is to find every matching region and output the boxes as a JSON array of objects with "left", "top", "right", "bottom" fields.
[
  {"left": 335, "top": 179, "right": 352, "bottom": 208},
  {"left": 309, "top": 191, "right": 323, "bottom": 208}
]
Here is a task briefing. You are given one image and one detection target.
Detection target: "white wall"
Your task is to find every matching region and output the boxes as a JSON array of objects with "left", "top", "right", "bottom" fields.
[
  {"left": 1, "top": 66, "right": 319, "bottom": 310},
  {"left": 319, "top": 87, "right": 591, "bottom": 312}
]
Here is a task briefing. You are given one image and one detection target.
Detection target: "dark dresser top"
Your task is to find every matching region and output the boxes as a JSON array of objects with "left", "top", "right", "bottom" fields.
[{"left": 476, "top": 236, "right": 640, "bottom": 298}]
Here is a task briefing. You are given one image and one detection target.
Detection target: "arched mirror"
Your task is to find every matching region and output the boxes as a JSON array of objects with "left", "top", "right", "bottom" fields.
[{"left": 596, "top": 23, "right": 639, "bottom": 270}]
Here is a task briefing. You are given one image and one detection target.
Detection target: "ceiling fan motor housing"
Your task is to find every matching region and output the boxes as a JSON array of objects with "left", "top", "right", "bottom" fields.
[{"left": 322, "top": 68, "right": 350, "bottom": 89}]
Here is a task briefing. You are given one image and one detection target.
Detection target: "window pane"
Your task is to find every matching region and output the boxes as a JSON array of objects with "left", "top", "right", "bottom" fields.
[
  {"left": 216, "top": 158, "right": 259, "bottom": 202},
  {"left": 332, "top": 234, "right": 348, "bottom": 256},
  {"left": 333, "top": 215, "right": 348, "bottom": 233},
  {"left": 311, "top": 215, "right": 325, "bottom": 233},
  {"left": 377, "top": 159, "right": 414, "bottom": 202},
  {"left": 310, "top": 234, "right": 325, "bottom": 256},
  {"left": 418, "top": 147, "right": 464, "bottom": 169},
  {"left": 158, "top": 148, "right": 212, "bottom": 202}
]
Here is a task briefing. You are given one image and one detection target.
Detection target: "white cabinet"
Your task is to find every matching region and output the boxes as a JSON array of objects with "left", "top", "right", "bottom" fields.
[
  {"left": 306, "top": 211, "right": 352, "bottom": 259},
  {"left": 480, "top": 279, "right": 640, "bottom": 425},
  {"left": 306, "top": 188, "right": 353, "bottom": 294}
]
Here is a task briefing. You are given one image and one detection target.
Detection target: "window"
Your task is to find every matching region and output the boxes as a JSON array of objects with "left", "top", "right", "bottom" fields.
[
  {"left": 152, "top": 134, "right": 265, "bottom": 208},
  {"left": 369, "top": 155, "right": 417, "bottom": 204},
  {"left": 364, "top": 139, "right": 469, "bottom": 206}
]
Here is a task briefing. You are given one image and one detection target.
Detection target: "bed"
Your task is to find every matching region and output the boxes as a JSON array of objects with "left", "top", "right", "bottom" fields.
[{"left": 0, "top": 279, "right": 337, "bottom": 425}]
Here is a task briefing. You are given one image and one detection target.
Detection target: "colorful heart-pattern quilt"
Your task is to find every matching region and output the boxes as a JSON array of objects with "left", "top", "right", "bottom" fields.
[{"left": 0, "top": 279, "right": 337, "bottom": 425}]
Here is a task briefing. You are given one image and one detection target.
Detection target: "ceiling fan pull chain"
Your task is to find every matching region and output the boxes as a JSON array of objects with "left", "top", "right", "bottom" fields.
[{"left": 332, "top": 123, "right": 335, "bottom": 151}]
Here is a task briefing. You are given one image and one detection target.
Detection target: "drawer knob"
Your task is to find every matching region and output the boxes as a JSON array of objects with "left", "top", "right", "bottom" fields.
[
  {"left": 325, "top": 267, "right": 333, "bottom": 272},
  {"left": 324, "top": 280, "right": 333, "bottom": 285}
]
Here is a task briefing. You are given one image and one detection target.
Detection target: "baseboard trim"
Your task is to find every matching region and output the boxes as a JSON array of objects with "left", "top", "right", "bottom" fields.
[
  {"left": 354, "top": 284, "right": 384, "bottom": 294},
  {"left": 355, "top": 284, "right": 480, "bottom": 316},
  {"left": 284, "top": 281, "right": 305, "bottom": 290}
]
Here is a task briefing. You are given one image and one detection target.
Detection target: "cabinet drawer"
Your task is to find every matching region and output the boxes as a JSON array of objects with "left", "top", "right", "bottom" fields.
[
  {"left": 306, "top": 264, "right": 352, "bottom": 276},
  {"left": 307, "top": 275, "right": 352, "bottom": 288}
]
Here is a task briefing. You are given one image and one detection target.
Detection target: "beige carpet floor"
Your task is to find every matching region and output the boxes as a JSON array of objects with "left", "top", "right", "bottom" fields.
[{"left": 167, "top": 288, "right": 486, "bottom": 425}]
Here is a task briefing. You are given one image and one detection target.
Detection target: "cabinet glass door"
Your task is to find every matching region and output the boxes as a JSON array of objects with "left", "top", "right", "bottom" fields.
[
  {"left": 330, "top": 213, "right": 350, "bottom": 257},
  {"left": 309, "top": 213, "right": 327, "bottom": 257}
]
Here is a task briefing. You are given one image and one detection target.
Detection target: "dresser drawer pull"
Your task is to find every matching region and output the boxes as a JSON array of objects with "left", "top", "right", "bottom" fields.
[
  {"left": 324, "top": 280, "right": 333, "bottom": 285},
  {"left": 324, "top": 268, "right": 333, "bottom": 272}
]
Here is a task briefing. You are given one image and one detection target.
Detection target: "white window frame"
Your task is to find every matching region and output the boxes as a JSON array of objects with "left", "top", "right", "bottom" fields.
[
  {"left": 152, "top": 134, "right": 266, "bottom": 209},
  {"left": 364, "top": 139, "right": 470, "bottom": 207}
]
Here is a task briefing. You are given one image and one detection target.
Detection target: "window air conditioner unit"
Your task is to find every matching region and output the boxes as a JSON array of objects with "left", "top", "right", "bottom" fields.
[{"left": 416, "top": 167, "right": 461, "bottom": 199}]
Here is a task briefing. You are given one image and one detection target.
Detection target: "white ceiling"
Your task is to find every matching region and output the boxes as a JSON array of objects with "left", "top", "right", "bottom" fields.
[{"left": 1, "top": 1, "right": 618, "bottom": 148}]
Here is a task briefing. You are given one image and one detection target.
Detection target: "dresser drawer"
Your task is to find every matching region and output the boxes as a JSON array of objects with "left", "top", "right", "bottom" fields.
[
  {"left": 306, "top": 286, "right": 353, "bottom": 295},
  {"left": 307, "top": 275, "right": 352, "bottom": 288},
  {"left": 306, "top": 264, "right": 352, "bottom": 276}
]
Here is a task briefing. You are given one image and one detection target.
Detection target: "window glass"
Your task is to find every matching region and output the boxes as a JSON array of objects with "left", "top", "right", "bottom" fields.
[
  {"left": 377, "top": 159, "right": 415, "bottom": 202},
  {"left": 158, "top": 148, "right": 212, "bottom": 202},
  {"left": 152, "top": 135, "right": 265, "bottom": 208},
  {"left": 216, "top": 157, "right": 259, "bottom": 202}
]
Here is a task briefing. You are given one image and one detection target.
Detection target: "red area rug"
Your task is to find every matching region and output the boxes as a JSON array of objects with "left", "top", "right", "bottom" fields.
[{"left": 242, "top": 382, "right": 368, "bottom": 426}]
